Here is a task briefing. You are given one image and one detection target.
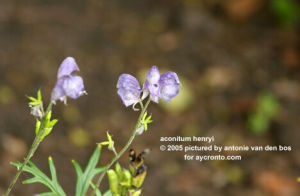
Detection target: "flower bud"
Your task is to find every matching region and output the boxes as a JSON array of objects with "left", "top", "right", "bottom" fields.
[{"left": 107, "top": 169, "right": 119, "bottom": 194}]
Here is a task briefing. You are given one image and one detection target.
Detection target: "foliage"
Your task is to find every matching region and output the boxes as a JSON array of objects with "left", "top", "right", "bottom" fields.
[
  {"left": 270, "top": 0, "right": 300, "bottom": 27},
  {"left": 5, "top": 63, "right": 179, "bottom": 196},
  {"left": 99, "top": 132, "right": 115, "bottom": 151},
  {"left": 12, "top": 158, "right": 66, "bottom": 196},
  {"left": 107, "top": 163, "right": 143, "bottom": 196},
  {"left": 12, "top": 145, "right": 104, "bottom": 196},
  {"left": 72, "top": 145, "right": 104, "bottom": 196},
  {"left": 248, "top": 92, "right": 279, "bottom": 134}
]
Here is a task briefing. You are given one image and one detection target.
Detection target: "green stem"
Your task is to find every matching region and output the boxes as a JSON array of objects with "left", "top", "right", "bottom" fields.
[
  {"left": 4, "top": 102, "right": 53, "bottom": 196},
  {"left": 112, "top": 147, "right": 118, "bottom": 157},
  {"left": 90, "top": 97, "right": 151, "bottom": 196}
]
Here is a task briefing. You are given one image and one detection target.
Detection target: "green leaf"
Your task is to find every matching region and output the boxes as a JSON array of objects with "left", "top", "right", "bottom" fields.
[
  {"left": 28, "top": 96, "right": 38, "bottom": 102},
  {"left": 103, "top": 190, "right": 112, "bottom": 196},
  {"left": 132, "top": 189, "right": 141, "bottom": 196},
  {"left": 27, "top": 90, "right": 43, "bottom": 107},
  {"left": 91, "top": 167, "right": 104, "bottom": 177},
  {"left": 72, "top": 160, "right": 83, "bottom": 178},
  {"left": 75, "top": 145, "right": 104, "bottom": 196},
  {"left": 12, "top": 161, "right": 53, "bottom": 187},
  {"left": 37, "top": 90, "right": 42, "bottom": 101},
  {"left": 48, "top": 119, "right": 58, "bottom": 128},
  {"left": 72, "top": 160, "right": 84, "bottom": 196},
  {"left": 84, "top": 145, "right": 101, "bottom": 177},
  {"left": 89, "top": 181, "right": 102, "bottom": 196},
  {"left": 100, "top": 141, "right": 109, "bottom": 146},
  {"left": 11, "top": 160, "right": 66, "bottom": 196},
  {"left": 45, "top": 111, "right": 52, "bottom": 121},
  {"left": 106, "top": 132, "right": 114, "bottom": 150},
  {"left": 141, "top": 112, "right": 153, "bottom": 131},
  {"left": 29, "top": 101, "right": 41, "bottom": 106},
  {"left": 142, "top": 112, "right": 147, "bottom": 122},
  {"left": 38, "top": 115, "right": 58, "bottom": 140},
  {"left": 48, "top": 157, "right": 57, "bottom": 182},
  {"left": 22, "top": 177, "right": 40, "bottom": 184},
  {"left": 40, "top": 127, "right": 53, "bottom": 140},
  {"left": 37, "top": 192, "right": 56, "bottom": 196},
  {"left": 35, "top": 120, "right": 41, "bottom": 135},
  {"left": 99, "top": 132, "right": 115, "bottom": 150}
]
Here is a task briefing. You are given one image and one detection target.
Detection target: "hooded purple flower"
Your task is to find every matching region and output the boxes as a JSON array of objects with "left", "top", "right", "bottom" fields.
[
  {"left": 51, "top": 57, "right": 86, "bottom": 104},
  {"left": 117, "top": 66, "right": 180, "bottom": 107},
  {"left": 117, "top": 74, "right": 141, "bottom": 107},
  {"left": 142, "top": 66, "right": 180, "bottom": 103}
]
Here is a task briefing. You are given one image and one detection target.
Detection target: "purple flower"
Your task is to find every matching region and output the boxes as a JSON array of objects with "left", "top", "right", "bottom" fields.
[
  {"left": 142, "top": 66, "right": 180, "bottom": 103},
  {"left": 116, "top": 74, "right": 141, "bottom": 107},
  {"left": 51, "top": 57, "right": 86, "bottom": 104},
  {"left": 117, "top": 66, "right": 180, "bottom": 107}
]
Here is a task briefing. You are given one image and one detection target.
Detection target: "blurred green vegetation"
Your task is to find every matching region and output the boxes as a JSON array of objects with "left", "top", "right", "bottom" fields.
[
  {"left": 270, "top": 0, "right": 300, "bottom": 27},
  {"left": 248, "top": 92, "right": 279, "bottom": 135}
]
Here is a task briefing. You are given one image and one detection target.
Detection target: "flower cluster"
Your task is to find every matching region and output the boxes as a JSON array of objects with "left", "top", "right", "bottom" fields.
[
  {"left": 117, "top": 66, "right": 180, "bottom": 107},
  {"left": 51, "top": 57, "right": 86, "bottom": 104},
  {"left": 5, "top": 56, "right": 183, "bottom": 196}
]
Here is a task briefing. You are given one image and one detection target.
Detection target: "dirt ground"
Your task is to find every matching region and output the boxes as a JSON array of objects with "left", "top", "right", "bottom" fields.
[{"left": 0, "top": 0, "right": 300, "bottom": 195}]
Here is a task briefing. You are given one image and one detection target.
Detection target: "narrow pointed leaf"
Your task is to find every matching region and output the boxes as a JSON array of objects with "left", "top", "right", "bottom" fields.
[
  {"left": 29, "top": 101, "right": 40, "bottom": 106},
  {"left": 35, "top": 120, "right": 41, "bottom": 135},
  {"left": 40, "top": 127, "right": 53, "bottom": 140},
  {"left": 90, "top": 167, "right": 105, "bottom": 177},
  {"left": 103, "top": 190, "right": 112, "bottom": 196},
  {"left": 37, "top": 90, "right": 42, "bottom": 100},
  {"left": 72, "top": 160, "right": 83, "bottom": 196},
  {"left": 89, "top": 181, "right": 102, "bottom": 196},
  {"left": 22, "top": 177, "right": 40, "bottom": 184},
  {"left": 48, "top": 157, "right": 57, "bottom": 182},
  {"left": 84, "top": 145, "right": 102, "bottom": 175},
  {"left": 12, "top": 160, "right": 66, "bottom": 196},
  {"left": 72, "top": 160, "right": 83, "bottom": 178},
  {"left": 75, "top": 145, "right": 102, "bottom": 196},
  {"left": 28, "top": 96, "right": 38, "bottom": 102},
  {"left": 48, "top": 119, "right": 58, "bottom": 128},
  {"left": 37, "top": 192, "right": 56, "bottom": 196}
]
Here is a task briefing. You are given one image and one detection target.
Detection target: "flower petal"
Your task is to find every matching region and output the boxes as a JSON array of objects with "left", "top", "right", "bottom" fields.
[
  {"left": 141, "top": 81, "right": 149, "bottom": 100},
  {"left": 63, "top": 75, "right": 86, "bottom": 99},
  {"left": 57, "top": 57, "right": 80, "bottom": 78},
  {"left": 150, "top": 93, "right": 160, "bottom": 103},
  {"left": 117, "top": 88, "right": 141, "bottom": 107},
  {"left": 146, "top": 66, "right": 160, "bottom": 84},
  {"left": 142, "top": 81, "right": 160, "bottom": 102},
  {"left": 51, "top": 78, "right": 66, "bottom": 101},
  {"left": 159, "top": 72, "right": 180, "bottom": 102},
  {"left": 117, "top": 74, "right": 141, "bottom": 106},
  {"left": 144, "top": 66, "right": 161, "bottom": 100},
  {"left": 117, "top": 74, "right": 140, "bottom": 90}
]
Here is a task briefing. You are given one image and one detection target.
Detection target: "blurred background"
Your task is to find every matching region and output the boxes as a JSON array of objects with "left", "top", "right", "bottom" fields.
[{"left": 0, "top": 0, "right": 300, "bottom": 195}]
